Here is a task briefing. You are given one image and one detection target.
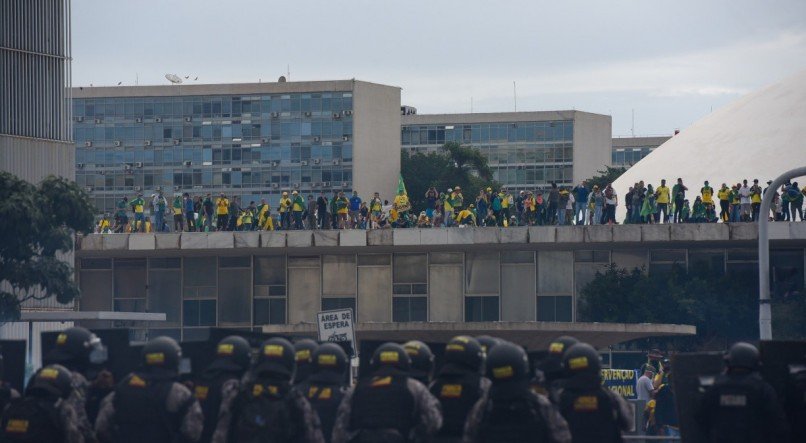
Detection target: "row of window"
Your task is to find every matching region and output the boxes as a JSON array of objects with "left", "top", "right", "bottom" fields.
[
  {"left": 611, "top": 147, "right": 656, "bottom": 166},
  {"left": 76, "top": 145, "right": 353, "bottom": 165},
  {"left": 73, "top": 93, "right": 354, "bottom": 118},
  {"left": 401, "top": 121, "right": 573, "bottom": 145},
  {"left": 74, "top": 120, "right": 353, "bottom": 143}
]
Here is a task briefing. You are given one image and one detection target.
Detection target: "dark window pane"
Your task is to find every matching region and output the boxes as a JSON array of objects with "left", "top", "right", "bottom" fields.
[
  {"left": 411, "top": 284, "right": 428, "bottom": 295},
  {"left": 466, "top": 296, "right": 499, "bottom": 322},
  {"left": 574, "top": 250, "right": 593, "bottom": 263},
  {"left": 322, "top": 298, "right": 356, "bottom": 315},
  {"left": 82, "top": 258, "right": 112, "bottom": 269},
  {"left": 254, "top": 256, "right": 286, "bottom": 285},
  {"left": 482, "top": 296, "right": 499, "bottom": 321},
  {"left": 268, "top": 285, "right": 286, "bottom": 296},
  {"left": 593, "top": 251, "right": 610, "bottom": 263},
  {"left": 114, "top": 299, "right": 146, "bottom": 312},
  {"left": 393, "top": 254, "right": 427, "bottom": 283},
  {"left": 556, "top": 296, "right": 572, "bottom": 322},
  {"left": 537, "top": 296, "right": 556, "bottom": 321},
  {"left": 358, "top": 255, "right": 390, "bottom": 266},
  {"left": 149, "top": 258, "right": 180, "bottom": 269},
  {"left": 650, "top": 249, "right": 686, "bottom": 263},
  {"left": 219, "top": 256, "right": 251, "bottom": 268},
  {"left": 114, "top": 259, "right": 146, "bottom": 299},
  {"left": 184, "top": 257, "right": 216, "bottom": 286},
  {"left": 183, "top": 328, "right": 210, "bottom": 341},
  {"left": 393, "top": 284, "right": 411, "bottom": 295},
  {"left": 411, "top": 297, "right": 427, "bottom": 321},
  {"left": 392, "top": 298, "right": 409, "bottom": 322},
  {"left": 254, "top": 298, "right": 286, "bottom": 325},
  {"left": 148, "top": 270, "right": 181, "bottom": 326},
  {"left": 430, "top": 252, "right": 463, "bottom": 264},
  {"left": 199, "top": 300, "right": 217, "bottom": 326},
  {"left": 727, "top": 249, "right": 757, "bottom": 261},
  {"left": 218, "top": 269, "right": 250, "bottom": 325},
  {"left": 502, "top": 251, "right": 534, "bottom": 264},
  {"left": 689, "top": 251, "right": 725, "bottom": 275},
  {"left": 183, "top": 300, "right": 199, "bottom": 326}
]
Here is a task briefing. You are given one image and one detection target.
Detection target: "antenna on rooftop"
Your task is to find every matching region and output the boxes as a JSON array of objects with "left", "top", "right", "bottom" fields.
[{"left": 165, "top": 73, "right": 182, "bottom": 84}]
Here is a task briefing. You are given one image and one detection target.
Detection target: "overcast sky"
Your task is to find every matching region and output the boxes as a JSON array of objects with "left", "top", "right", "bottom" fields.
[{"left": 72, "top": 0, "right": 806, "bottom": 136}]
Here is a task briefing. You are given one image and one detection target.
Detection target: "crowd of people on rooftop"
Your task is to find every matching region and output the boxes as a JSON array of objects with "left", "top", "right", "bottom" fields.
[{"left": 95, "top": 177, "right": 806, "bottom": 233}]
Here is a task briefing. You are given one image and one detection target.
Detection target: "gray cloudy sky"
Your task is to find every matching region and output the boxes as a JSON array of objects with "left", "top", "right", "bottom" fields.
[{"left": 72, "top": 0, "right": 806, "bottom": 136}]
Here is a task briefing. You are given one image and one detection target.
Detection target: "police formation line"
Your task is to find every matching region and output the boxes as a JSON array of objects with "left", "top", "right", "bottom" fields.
[{"left": 0, "top": 327, "right": 803, "bottom": 443}]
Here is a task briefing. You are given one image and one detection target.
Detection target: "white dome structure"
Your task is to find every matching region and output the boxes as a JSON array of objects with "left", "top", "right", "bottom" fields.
[{"left": 613, "top": 70, "right": 806, "bottom": 220}]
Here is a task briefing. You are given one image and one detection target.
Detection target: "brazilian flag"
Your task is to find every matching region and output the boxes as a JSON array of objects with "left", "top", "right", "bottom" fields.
[{"left": 397, "top": 174, "right": 407, "bottom": 195}]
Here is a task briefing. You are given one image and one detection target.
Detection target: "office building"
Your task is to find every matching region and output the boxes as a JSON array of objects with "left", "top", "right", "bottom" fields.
[
  {"left": 401, "top": 111, "right": 611, "bottom": 190},
  {"left": 0, "top": 0, "right": 74, "bottom": 182},
  {"left": 72, "top": 80, "right": 401, "bottom": 213},
  {"left": 611, "top": 136, "right": 671, "bottom": 169}
]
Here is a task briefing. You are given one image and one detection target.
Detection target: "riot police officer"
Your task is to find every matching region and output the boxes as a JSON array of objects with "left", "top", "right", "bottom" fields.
[
  {"left": 463, "top": 341, "right": 571, "bottom": 443},
  {"left": 0, "top": 354, "right": 20, "bottom": 413},
  {"left": 533, "top": 336, "right": 578, "bottom": 401},
  {"left": 785, "top": 353, "right": 806, "bottom": 443},
  {"left": 558, "top": 343, "right": 633, "bottom": 443},
  {"left": 297, "top": 343, "right": 351, "bottom": 443},
  {"left": 294, "top": 339, "right": 320, "bottom": 385},
  {"left": 475, "top": 336, "right": 501, "bottom": 357},
  {"left": 429, "top": 336, "right": 489, "bottom": 443},
  {"left": 1, "top": 364, "right": 83, "bottom": 442},
  {"left": 403, "top": 340, "right": 434, "bottom": 385},
  {"left": 194, "top": 335, "right": 251, "bottom": 443},
  {"left": 94, "top": 336, "right": 203, "bottom": 443},
  {"left": 332, "top": 342, "right": 442, "bottom": 443},
  {"left": 695, "top": 342, "right": 789, "bottom": 443},
  {"left": 228, "top": 337, "right": 324, "bottom": 443},
  {"left": 44, "top": 326, "right": 107, "bottom": 442}
]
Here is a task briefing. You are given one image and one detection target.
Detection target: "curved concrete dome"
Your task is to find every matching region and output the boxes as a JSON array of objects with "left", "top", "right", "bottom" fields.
[{"left": 613, "top": 70, "right": 806, "bottom": 220}]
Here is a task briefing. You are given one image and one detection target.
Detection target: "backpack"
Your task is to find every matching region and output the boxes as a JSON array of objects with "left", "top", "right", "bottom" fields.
[
  {"left": 231, "top": 382, "right": 297, "bottom": 443},
  {"left": 787, "top": 187, "right": 799, "bottom": 199}
]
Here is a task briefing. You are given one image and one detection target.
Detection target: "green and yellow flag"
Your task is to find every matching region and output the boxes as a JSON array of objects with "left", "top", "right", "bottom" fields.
[{"left": 397, "top": 174, "right": 408, "bottom": 195}]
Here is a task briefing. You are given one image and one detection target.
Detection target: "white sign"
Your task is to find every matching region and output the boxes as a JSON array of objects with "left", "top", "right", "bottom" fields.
[{"left": 316, "top": 308, "right": 355, "bottom": 346}]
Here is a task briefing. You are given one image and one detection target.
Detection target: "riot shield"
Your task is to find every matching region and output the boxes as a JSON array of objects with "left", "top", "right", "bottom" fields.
[
  {"left": 670, "top": 352, "right": 724, "bottom": 443},
  {"left": 760, "top": 340, "right": 806, "bottom": 443}
]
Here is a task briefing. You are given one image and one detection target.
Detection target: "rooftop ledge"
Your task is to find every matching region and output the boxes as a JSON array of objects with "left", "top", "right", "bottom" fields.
[{"left": 75, "top": 223, "right": 806, "bottom": 254}]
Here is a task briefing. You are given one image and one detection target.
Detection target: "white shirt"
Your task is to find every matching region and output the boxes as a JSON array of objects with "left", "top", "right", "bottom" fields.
[
  {"left": 739, "top": 185, "right": 751, "bottom": 204},
  {"left": 566, "top": 193, "right": 575, "bottom": 210},
  {"left": 605, "top": 189, "right": 618, "bottom": 206},
  {"left": 637, "top": 374, "right": 654, "bottom": 401}
]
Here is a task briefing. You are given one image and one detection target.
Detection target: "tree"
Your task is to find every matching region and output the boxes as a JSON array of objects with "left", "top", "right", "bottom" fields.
[
  {"left": 401, "top": 142, "right": 500, "bottom": 212},
  {"left": 0, "top": 172, "right": 95, "bottom": 321},
  {"left": 578, "top": 263, "right": 773, "bottom": 350},
  {"left": 582, "top": 166, "right": 627, "bottom": 190}
]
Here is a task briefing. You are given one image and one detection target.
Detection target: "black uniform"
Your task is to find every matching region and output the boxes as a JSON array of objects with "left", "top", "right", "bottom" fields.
[
  {"left": 785, "top": 362, "right": 806, "bottom": 443},
  {"left": 696, "top": 372, "right": 789, "bottom": 443},
  {"left": 429, "top": 336, "right": 489, "bottom": 443},
  {"left": 695, "top": 342, "right": 789, "bottom": 443},
  {"left": 228, "top": 337, "right": 325, "bottom": 443},
  {"left": 557, "top": 343, "right": 632, "bottom": 443},
  {"left": 297, "top": 343, "right": 351, "bottom": 443}
]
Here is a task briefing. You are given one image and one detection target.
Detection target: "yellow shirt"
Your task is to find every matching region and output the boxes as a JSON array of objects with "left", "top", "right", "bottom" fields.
[
  {"left": 701, "top": 187, "right": 714, "bottom": 204},
  {"left": 216, "top": 198, "right": 229, "bottom": 215},
  {"left": 279, "top": 197, "right": 291, "bottom": 213},
  {"left": 501, "top": 194, "right": 510, "bottom": 208},
  {"left": 717, "top": 188, "right": 730, "bottom": 201},
  {"left": 750, "top": 186, "right": 762, "bottom": 203},
  {"left": 292, "top": 198, "right": 304, "bottom": 212},
  {"left": 655, "top": 186, "right": 670, "bottom": 204}
]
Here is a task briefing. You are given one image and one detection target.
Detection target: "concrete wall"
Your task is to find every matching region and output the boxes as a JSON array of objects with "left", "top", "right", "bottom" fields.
[
  {"left": 573, "top": 111, "right": 612, "bottom": 185},
  {"left": 352, "top": 81, "right": 401, "bottom": 201},
  {"left": 0, "top": 135, "right": 75, "bottom": 182}
]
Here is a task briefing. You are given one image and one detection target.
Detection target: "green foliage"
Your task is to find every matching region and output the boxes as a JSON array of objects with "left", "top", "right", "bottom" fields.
[
  {"left": 0, "top": 172, "right": 95, "bottom": 321},
  {"left": 577, "top": 263, "right": 781, "bottom": 350},
  {"left": 582, "top": 166, "right": 627, "bottom": 190},
  {"left": 401, "top": 142, "right": 500, "bottom": 211}
]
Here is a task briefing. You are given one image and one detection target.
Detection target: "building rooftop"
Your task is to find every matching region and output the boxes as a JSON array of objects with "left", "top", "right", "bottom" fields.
[{"left": 401, "top": 110, "right": 607, "bottom": 124}]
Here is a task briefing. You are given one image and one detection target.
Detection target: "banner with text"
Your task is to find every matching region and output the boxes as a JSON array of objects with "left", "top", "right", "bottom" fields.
[{"left": 601, "top": 369, "right": 639, "bottom": 399}]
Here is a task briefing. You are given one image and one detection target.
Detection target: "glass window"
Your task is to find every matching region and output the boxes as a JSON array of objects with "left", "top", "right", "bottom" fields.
[
  {"left": 254, "top": 256, "right": 286, "bottom": 285},
  {"left": 184, "top": 257, "right": 216, "bottom": 286},
  {"left": 392, "top": 297, "right": 427, "bottom": 322},
  {"left": 537, "top": 296, "right": 572, "bottom": 322},
  {"left": 465, "top": 296, "right": 499, "bottom": 322},
  {"left": 465, "top": 252, "right": 500, "bottom": 294},
  {"left": 321, "top": 297, "right": 356, "bottom": 314},
  {"left": 114, "top": 258, "right": 146, "bottom": 299},
  {"left": 183, "top": 300, "right": 216, "bottom": 326},
  {"left": 393, "top": 254, "right": 427, "bottom": 284},
  {"left": 218, "top": 269, "right": 250, "bottom": 325},
  {"left": 254, "top": 298, "right": 286, "bottom": 325}
]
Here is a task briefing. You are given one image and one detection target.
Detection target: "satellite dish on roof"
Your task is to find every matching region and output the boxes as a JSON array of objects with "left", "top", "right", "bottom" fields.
[
  {"left": 165, "top": 74, "right": 183, "bottom": 84},
  {"left": 278, "top": 76, "right": 287, "bottom": 83}
]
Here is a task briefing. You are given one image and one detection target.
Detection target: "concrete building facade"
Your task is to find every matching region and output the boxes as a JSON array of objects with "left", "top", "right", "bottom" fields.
[
  {"left": 73, "top": 223, "right": 806, "bottom": 345},
  {"left": 72, "top": 80, "right": 401, "bottom": 214},
  {"left": 401, "top": 111, "right": 612, "bottom": 190},
  {"left": 611, "top": 136, "right": 672, "bottom": 169},
  {"left": 0, "top": 0, "right": 74, "bottom": 182}
]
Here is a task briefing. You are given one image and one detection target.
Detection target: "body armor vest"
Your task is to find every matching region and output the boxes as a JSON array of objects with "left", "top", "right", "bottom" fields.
[
  {"left": 349, "top": 375, "right": 415, "bottom": 441},
  {"left": 430, "top": 373, "right": 483, "bottom": 437},
  {"left": 1, "top": 396, "right": 64, "bottom": 443},
  {"left": 559, "top": 387, "right": 621, "bottom": 443}
]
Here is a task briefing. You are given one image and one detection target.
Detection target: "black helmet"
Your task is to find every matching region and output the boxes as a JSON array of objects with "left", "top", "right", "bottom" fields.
[
  {"left": 45, "top": 327, "right": 106, "bottom": 369},
  {"left": 563, "top": 343, "right": 601, "bottom": 376},
  {"left": 210, "top": 335, "right": 251, "bottom": 373},
  {"left": 485, "top": 341, "right": 530, "bottom": 383},
  {"left": 142, "top": 336, "right": 182, "bottom": 374},
  {"left": 725, "top": 342, "right": 760, "bottom": 371},
  {"left": 256, "top": 337, "right": 296, "bottom": 379},
  {"left": 537, "top": 335, "right": 578, "bottom": 379},
  {"left": 404, "top": 340, "right": 434, "bottom": 384},
  {"left": 293, "top": 339, "right": 319, "bottom": 384},
  {"left": 441, "top": 336, "right": 484, "bottom": 375},
  {"left": 370, "top": 343, "right": 411, "bottom": 375},
  {"left": 476, "top": 335, "right": 501, "bottom": 356},
  {"left": 310, "top": 343, "right": 349, "bottom": 384},
  {"left": 26, "top": 364, "right": 73, "bottom": 399}
]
